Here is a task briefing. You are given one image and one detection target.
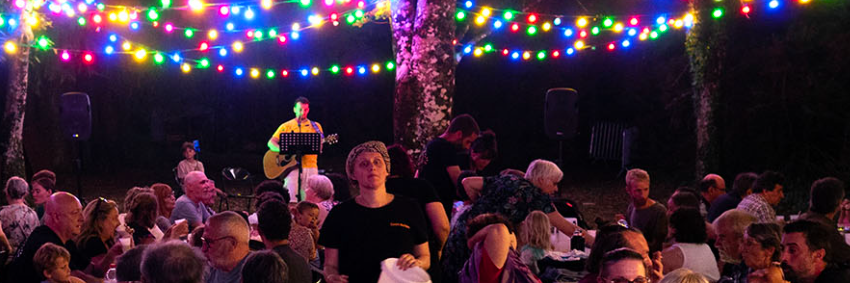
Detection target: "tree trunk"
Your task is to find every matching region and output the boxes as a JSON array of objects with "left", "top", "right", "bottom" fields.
[
  {"left": 391, "top": 0, "right": 456, "bottom": 156},
  {"left": 1, "top": 27, "right": 32, "bottom": 186},
  {"left": 686, "top": 0, "right": 732, "bottom": 178}
]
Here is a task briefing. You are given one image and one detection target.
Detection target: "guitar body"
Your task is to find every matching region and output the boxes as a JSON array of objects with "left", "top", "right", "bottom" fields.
[
  {"left": 262, "top": 133, "right": 339, "bottom": 179},
  {"left": 263, "top": 150, "right": 298, "bottom": 179}
]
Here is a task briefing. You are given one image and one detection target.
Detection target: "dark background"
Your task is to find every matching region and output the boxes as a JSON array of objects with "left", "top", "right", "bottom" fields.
[{"left": 2, "top": 0, "right": 849, "bottom": 214}]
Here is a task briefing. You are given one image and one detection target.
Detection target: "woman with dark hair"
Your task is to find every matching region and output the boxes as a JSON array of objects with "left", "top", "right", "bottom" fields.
[
  {"left": 242, "top": 250, "right": 289, "bottom": 283},
  {"left": 598, "top": 248, "right": 652, "bottom": 283},
  {"left": 75, "top": 197, "right": 124, "bottom": 276},
  {"left": 126, "top": 191, "right": 159, "bottom": 245},
  {"left": 740, "top": 223, "right": 782, "bottom": 275},
  {"left": 581, "top": 224, "right": 662, "bottom": 283},
  {"left": 458, "top": 213, "right": 540, "bottom": 283},
  {"left": 464, "top": 130, "right": 498, "bottom": 174},
  {"left": 30, "top": 177, "right": 54, "bottom": 219},
  {"left": 387, "top": 144, "right": 450, "bottom": 282},
  {"left": 662, "top": 208, "right": 719, "bottom": 281},
  {"left": 124, "top": 190, "right": 186, "bottom": 246}
]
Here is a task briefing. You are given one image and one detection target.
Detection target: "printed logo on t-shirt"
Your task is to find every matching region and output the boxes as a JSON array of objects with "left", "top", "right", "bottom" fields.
[{"left": 390, "top": 222, "right": 410, "bottom": 229}]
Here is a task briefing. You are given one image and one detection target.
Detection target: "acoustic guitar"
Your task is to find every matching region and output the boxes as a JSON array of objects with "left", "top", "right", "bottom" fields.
[{"left": 262, "top": 134, "right": 338, "bottom": 179}]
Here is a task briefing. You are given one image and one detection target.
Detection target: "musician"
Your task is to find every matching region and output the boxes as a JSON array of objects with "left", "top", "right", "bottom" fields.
[{"left": 268, "top": 97, "right": 324, "bottom": 203}]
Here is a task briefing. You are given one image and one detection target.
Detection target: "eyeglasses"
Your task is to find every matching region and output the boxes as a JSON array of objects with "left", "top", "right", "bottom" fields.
[
  {"left": 599, "top": 276, "right": 651, "bottom": 283},
  {"left": 201, "top": 235, "right": 234, "bottom": 247}
]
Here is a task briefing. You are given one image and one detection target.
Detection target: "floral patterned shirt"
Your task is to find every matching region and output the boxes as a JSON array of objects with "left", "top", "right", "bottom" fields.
[
  {"left": 0, "top": 204, "right": 40, "bottom": 253},
  {"left": 289, "top": 223, "right": 316, "bottom": 261},
  {"left": 736, "top": 194, "right": 776, "bottom": 223},
  {"left": 442, "top": 174, "right": 556, "bottom": 282}
]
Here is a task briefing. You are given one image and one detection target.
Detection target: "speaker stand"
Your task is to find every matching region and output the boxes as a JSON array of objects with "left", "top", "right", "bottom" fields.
[
  {"left": 557, "top": 140, "right": 564, "bottom": 169},
  {"left": 74, "top": 140, "right": 83, "bottom": 201}
]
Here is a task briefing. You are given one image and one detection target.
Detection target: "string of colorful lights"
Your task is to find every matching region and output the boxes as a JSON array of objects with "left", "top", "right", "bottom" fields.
[{"left": 0, "top": 0, "right": 823, "bottom": 80}]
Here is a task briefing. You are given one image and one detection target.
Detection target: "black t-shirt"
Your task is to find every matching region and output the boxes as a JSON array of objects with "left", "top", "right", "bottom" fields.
[
  {"left": 814, "top": 264, "right": 850, "bottom": 283},
  {"left": 8, "top": 225, "right": 91, "bottom": 283},
  {"left": 81, "top": 236, "right": 113, "bottom": 259},
  {"left": 386, "top": 178, "right": 440, "bottom": 221},
  {"left": 128, "top": 222, "right": 154, "bottom": 245},
  {"left": 417, "top": 138, "right": 461, "bottom": 217},
  {"left": 272, "top": 244, "right": 312, "bottom": 283},
  {"left": 318, "top": 196, "right": 429, "bottom": 283}
]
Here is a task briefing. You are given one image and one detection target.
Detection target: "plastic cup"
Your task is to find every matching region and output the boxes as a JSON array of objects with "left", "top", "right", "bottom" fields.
[
  {"left": 377, "top": 258, "right": 431, "bottom": 283},
  {"left": 119, "top": 237, "right": 132, "bottom": 252}
]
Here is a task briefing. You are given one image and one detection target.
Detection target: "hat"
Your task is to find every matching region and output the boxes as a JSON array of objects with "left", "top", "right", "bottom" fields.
[{"left": 345, "top": 141, "right": 391, "bottom": 180}]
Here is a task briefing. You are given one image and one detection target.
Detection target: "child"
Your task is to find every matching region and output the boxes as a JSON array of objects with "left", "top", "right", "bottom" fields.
[
  {"left": 290, "top": 201, "right": 319, "bottom": 261},
  {"left": 176, "top": 141, "right": 204, "bottom": 184},
  {"left": 33, "top": 243, "right": 85, "bottom": 283},
  {"left": 304, "top": 175, "right": 334, "bottom": 227},
  {"left": 519, "top": 211, "right": 553, "bottom": 274}
]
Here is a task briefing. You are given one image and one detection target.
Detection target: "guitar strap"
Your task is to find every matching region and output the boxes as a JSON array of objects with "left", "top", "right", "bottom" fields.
[{"left": 310, "top": 120, "right": 324, "bottom": 140}]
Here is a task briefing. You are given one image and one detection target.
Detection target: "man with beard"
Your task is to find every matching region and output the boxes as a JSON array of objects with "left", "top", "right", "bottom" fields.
[
  {"left": 713, "top": 209, "right": 757, "bottom": 283},
  {"left": 749, "top": 220, "right": 850, "bottom": 283}
]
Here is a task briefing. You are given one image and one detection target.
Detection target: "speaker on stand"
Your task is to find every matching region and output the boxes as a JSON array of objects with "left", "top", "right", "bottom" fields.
[
  {"left": 544, "top": 88, "right": 579, "bottom": 169},
  {"left": 60, "top": 92, "right": 91, "bottom": 199}
]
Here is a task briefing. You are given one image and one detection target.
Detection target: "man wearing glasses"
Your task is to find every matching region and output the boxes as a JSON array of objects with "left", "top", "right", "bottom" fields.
[{"left": 202, "top": 212, "right": 253, "bottom": 283}]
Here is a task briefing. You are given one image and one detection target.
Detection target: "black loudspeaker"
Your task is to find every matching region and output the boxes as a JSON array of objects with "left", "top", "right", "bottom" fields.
[
  {"left": 60, "top": 92, "right": 91, "bottom": 141},
  {"left": 544, "top": 88, "right": 579, "bottom": 140}
]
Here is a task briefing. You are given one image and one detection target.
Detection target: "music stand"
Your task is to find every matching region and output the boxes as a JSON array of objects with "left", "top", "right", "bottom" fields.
[{"left": 279, "top": 133, "right": 322, "bottom": 202}]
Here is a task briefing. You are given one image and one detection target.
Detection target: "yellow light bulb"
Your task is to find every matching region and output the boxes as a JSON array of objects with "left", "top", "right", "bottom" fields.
[
  {"left": 122, "top": 42, "right": 132, "bottom": 50},
  {"left": 25, "top": 14, "right": 38, "bottom": 27},
  {"left": 613, "top": 23, "right": 624, "bottom": 32},
  {"left": 473, "top": 48, "right": 483, "bottom": 57},
  {"left": 4, "top": 41, "right": 16, "bottom": 54},
  {"left": 574, "top": 41, "right": 585, "bottom": 49},
  {"left": 208, "top": 30, "right": 218, "bottom": 40},
  {"left": 577, "top": 17, "right": 588, "bottom": 27},
  {"left": 542, "top": 22, "right": 552, "bottom": 31},
  {"left": 108, "top": 13, "right": 117, "bottom": 22},
  {"left": 250, "top": 68, "right": 260, "bottom": 78},
  {"left": 118, "top": 10, "right": 129, "bottom": 22},
  {"left": 261, "top": 0, "right": 273, "bottom": 9},
  {"left": 134, "top": 49, "right": 147, "bottom": 60},
  {"left": 232, "top": 41, "right": 244, "bottom": 52},
  {"left": 312, "top": 67, "right": 320, "bottom": 75},
  {"left": 481, "top": 8, "right": 491, "bottom": 17},
  {"left": 182, "top": 63, "right": 192, "bottom": 73},
  {"left": 475, "top": 16, "right": 485, "bottom": 25},
  {"left": 189, "top": 0, "right": 204, "bottom": 11}
]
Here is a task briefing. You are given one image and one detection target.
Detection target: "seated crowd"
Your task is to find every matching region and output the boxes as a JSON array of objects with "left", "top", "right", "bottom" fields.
[{"left": 1, "top": 115, "right": 850, "bottom": 283}]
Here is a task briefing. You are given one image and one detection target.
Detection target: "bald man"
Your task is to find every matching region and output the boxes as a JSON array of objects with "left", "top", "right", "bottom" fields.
[
  {"left": 9, "top": 192, "right": 91, "bottom": 283},
  {"left": 171, "top": 171, "right": 215, "bottom": 229},
  {"left": 203, "top": 211, "right": 253, "bottom": 283},
  {"left": 699, "top": 174, "right": 727, "bottom": 212}
]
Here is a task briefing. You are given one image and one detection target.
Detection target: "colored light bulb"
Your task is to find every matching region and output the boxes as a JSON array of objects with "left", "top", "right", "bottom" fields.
[{"left": 185, "top": 29, "right": 194, "bottom": 38}]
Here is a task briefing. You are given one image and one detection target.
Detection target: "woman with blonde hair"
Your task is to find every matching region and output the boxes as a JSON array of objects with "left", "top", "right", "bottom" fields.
[
  {"left": 519, "top": 210, "right": 553, "bottom": 274},
  {"left": 658, "top": 268, "right": 710, "bottom": 283},
  {"left": 75, "top": 197, "right": 124, "bottom": 276}
]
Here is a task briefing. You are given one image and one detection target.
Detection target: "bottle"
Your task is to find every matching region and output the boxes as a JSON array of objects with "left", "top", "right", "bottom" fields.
[
  {"left": 570, "top": 229, "right": 585, "bottom": 251},
  {"left": 104, "top": 263, "right": 117, "bottom": 283}
]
